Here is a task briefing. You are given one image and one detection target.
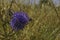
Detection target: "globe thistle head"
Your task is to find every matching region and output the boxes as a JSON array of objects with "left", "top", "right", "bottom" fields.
[{"left": 10, "top": 11, "right": 30, "bottom": 31}]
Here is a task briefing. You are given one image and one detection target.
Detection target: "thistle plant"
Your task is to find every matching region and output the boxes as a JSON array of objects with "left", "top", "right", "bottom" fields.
[
  {"left": 10, "top": 11, "right": 31, "bottom": 31},
  {"left": 0, "top": 0, "right": 60, "bottom": 40}
]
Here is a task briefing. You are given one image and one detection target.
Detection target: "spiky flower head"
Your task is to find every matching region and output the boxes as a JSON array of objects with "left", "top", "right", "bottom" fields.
[{"left": 10, "top": 11, "right": 30, "bottom": 31}]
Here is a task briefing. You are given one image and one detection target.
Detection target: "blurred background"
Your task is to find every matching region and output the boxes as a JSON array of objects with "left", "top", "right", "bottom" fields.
[{"left": 0, "top": 0, "right": 60, "bottom": 40}]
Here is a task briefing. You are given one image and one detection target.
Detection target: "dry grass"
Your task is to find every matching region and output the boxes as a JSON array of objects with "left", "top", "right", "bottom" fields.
[{"left": 0, "top": 0, "right": 60, "bottom": 40}]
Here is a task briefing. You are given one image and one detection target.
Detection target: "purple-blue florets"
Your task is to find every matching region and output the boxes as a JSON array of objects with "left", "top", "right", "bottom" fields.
[{"left": 10, "top": 11, "right": 30, "bottom": 31}]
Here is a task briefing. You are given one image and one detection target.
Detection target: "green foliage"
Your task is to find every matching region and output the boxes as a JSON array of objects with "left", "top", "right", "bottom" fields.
[{"left": 0, "top": 0, "right": 60, "bottom": 40}]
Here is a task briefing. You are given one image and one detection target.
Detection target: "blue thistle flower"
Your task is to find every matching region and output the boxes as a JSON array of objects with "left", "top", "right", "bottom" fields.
[{"left": 10, "top": 11, "right": 31, "bottom": 31}]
